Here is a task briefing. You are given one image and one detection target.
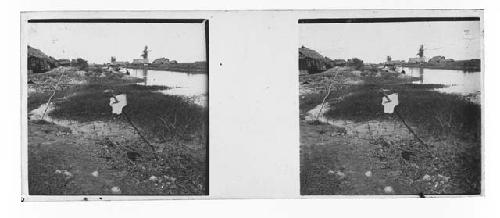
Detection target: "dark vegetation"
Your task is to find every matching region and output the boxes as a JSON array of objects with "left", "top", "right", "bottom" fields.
[
  {"left": 299, "top": 46, "right": 365, "bottom": 74},
  {"left": 348, "top": 58, "right": 364, "bottom": 70},
  {"left": 28, "top": 66, "right": 207, "bottom": 144},
  {"left": 28, "top": 45, "right": 89, "bottom": 74},
  {"left": 325, "top": 84, "right": 481, "bottom": 140},
  {"left": 28, "top": 46, "right": 58, "bottom": 74},
  {"left": 49, "top": 83, "right": 207, "bottom": 142},
  {"left": 70, "top": 58, "right": 89, "bottom": 71},
  {"left": 299, "top": 46, "right": 332, "bottom": 73}
]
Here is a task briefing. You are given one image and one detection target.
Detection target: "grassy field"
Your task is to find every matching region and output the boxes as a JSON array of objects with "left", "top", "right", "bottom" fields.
[
  {"left": 325, "top": 84, "right": 480, "bottom": 140},
  {"left": 299, "top": 68, "right": 481, "bottom": 195},
  {"left": 27, "top": 67, "right": 208, "bottom": 195}
]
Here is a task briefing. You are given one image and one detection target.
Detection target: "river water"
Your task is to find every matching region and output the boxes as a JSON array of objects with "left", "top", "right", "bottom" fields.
[
  {"left": 403, "top": 67, "right": 481, "bottom": 96},
  {"left": 126, "top": 68, "right": 207, "bottom": 107}
]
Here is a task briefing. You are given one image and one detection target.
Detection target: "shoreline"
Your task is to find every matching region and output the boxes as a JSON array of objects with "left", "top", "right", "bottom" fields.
[
  {"left": 402, "top": 64, "right": 480, "bottom": 72},
  {"left": 125, "top": 63, "right": 207, "bottom": 74}
]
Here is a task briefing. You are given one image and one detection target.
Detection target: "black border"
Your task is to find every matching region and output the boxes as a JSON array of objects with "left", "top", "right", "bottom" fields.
[
  {"left": 26, "top": 18, "right": 210, "bottom": 196},
  {"left": 299, "top": 17, "right": 480, "bottom": 23},
  {"left": 203, "top": 20, "right": 209, "bottom": 196},
  {"left": 28, "top": 19, "right": 205, "bottom": 23}
]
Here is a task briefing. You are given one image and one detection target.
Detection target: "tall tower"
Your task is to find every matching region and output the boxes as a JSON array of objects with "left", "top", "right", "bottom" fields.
[
  {"left": 141, "top": 46, "right": 149, "bottom": 60},
  {"left": 417, "top": 44, "right": 424, "bottom": 58}
]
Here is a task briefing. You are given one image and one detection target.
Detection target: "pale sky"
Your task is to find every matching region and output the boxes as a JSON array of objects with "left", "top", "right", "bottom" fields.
[
  {"left": 299, "top": 21, "right": 481, "bottom": 63},
  {"left": 27, "top": 23, "right": 206, "bottom": 64}
]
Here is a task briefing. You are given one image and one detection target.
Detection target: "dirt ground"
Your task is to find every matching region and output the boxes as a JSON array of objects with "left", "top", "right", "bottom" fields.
[
  {"left": 28, "top": 118, "right": 206, "bottom": 195},
  {"left": 299, "top": 68, "right": 481, "bottom": 195}
]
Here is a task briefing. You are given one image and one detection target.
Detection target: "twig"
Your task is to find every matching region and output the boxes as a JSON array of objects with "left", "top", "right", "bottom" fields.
[
  {"left": 395, "top": 109, "right": 428, "bottom": 148},
  {"left": 316, "top": 71, "right": 341, "bottom": 120},
  {"left": 159, "top": 116, "right": 184, "bottom": 139},
  {"left": 41, "top": 74, "right": 64, "bottom": 120},
  {"left": 121, "top": 110, "right": 158, "bottom": 158},
  {"left": 316, "top": 83, "right": 334, "bottom": 120}
]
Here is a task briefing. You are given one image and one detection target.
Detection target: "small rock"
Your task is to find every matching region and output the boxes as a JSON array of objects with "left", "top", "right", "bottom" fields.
[
  {"left": 365, "top": 171, "right": 372, "bottom": 177},
  {"left": 111, "top": 186, "right": 121, "bottom": 194},
  {"left": 437, "top": 174, "right": 450, "bottom": 182},
  {"left": 423, "top": 174, "right": 431, "bottom": 181},
  {"left": 149, "top": 176, "right": 158, "bottom": 181},
  {"left": 55, "top": 170, "right": 72, "bottom": 178},
  {"left": 164, "top": 176, "right": 177, "bottom": 182},
  {"left": 91, "top": 170, "right": 99, "bottom": 177},
  {"left": 62, "top": 171, "right": 73, "bottom": 178},
  {"left": 336, "top": 171, "right": 346, "bottom": 179},
  {"left": 328, "top": 170, "right": 346, "bottom": 179},
  {"left": 384, "top": 186, "right": 394, "bottom": 194}
]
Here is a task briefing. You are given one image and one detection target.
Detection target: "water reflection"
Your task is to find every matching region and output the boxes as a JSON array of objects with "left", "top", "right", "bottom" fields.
[
  {"left": 143, "top": 67, "right": 149, "bottom": 86},
  {"left": 404, "top": 67, "right": 481, "bottom": 95},
  {"left": 126, "top": 67, "right": 207, "bottom": 107}
]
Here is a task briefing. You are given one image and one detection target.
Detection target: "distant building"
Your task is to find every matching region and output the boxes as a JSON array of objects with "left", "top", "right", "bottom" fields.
[
  {"left": 133, "top": 59, "right": 149, "bottom": 64},
  {"left": 408, "top": 57, "right": 426, "bottom": 64},
  {"left": 152, "top": 57, "right": 171, "bottom": 64},
  {"left": 57, "top": 59, "right": 71, "bottom": 66},
  {"left": 385, "top": 60, "right": 405, "bottom": 65},
  {"left": 111, "top": 61, "right": 128, "bottom": 66},
  {"left": 428, "top": 56, "right": 446, "bottom": 64},
  {"left": 66, "top": 58, "right": 89, "bottom": 71},
  {"left": 332, "top": 59, "right": 347, "bottom": 66},
  {"left": 347, "top": 58, "right": 363, "bottom": 67}
]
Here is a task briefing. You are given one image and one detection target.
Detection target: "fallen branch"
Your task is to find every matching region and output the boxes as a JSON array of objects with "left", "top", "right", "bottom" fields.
[
  {"left": 380, "top": 90, "right": 428, "bottom": 148},
  {"left": 41, "top": 73, "right": 65, "bottom": 120},
  {"left": 121, "top": 110, "right": 158, "bottom": 159},
  {"left": 395, "top": 109, "right": 429, "bottom": 148}
]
